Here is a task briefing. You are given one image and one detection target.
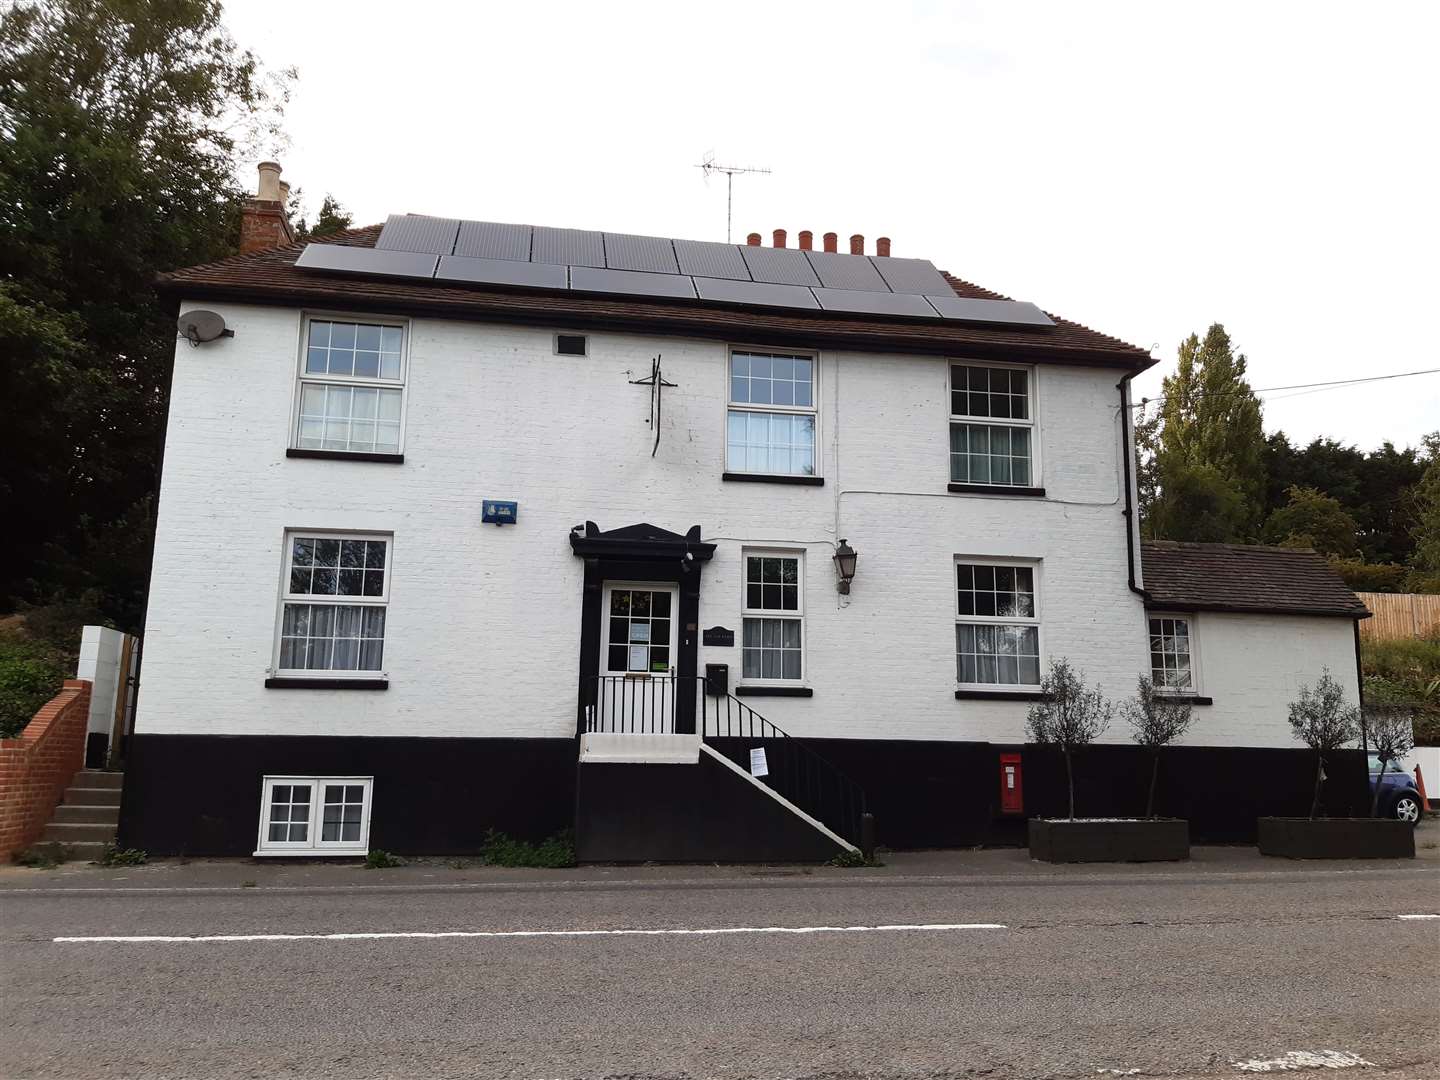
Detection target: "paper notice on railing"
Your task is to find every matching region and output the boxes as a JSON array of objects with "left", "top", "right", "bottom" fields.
[{"left": 749, "top": 747, "right": 768, "bottom": 778}]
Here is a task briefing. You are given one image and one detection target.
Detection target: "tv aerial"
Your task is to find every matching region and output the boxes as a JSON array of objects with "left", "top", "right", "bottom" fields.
[{"left": 696, "top": 152, "right": 772, "bottom": 243}]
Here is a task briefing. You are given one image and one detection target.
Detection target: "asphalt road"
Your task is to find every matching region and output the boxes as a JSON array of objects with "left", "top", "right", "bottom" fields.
[{"left": 2, "top": 855, "right": 1438, "bottom": 1080}]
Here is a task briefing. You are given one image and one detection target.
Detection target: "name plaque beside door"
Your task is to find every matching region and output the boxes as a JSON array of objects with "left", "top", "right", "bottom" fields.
[{"left": 702, "top": 626, "right": 735, "bottom": 647}]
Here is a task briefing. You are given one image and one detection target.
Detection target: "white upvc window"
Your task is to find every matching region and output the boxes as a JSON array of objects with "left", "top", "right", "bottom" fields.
[
  {"left": 273, "top": 532, "right": 390, "bottom": 675},
  {"left": 1149, "top": 614, "right": 1200, "bottom": 694},
  {"left": 294, "top": 316, "right": 407, "bottom": 454},
  {"left": 727, "top": 349, "right": 818, "bottom": 477},
  {"left": 955, "top": 559, "right": 1042, "bottom": 688},
  {"left": 948, "top": 363, "right": 1037, "bottom": 487},
  {"left": 255, "top": 776, "right": 373, "bottom": 855},
  {"left": 741, "top": 550, "right": 805, "bottom": 682}
]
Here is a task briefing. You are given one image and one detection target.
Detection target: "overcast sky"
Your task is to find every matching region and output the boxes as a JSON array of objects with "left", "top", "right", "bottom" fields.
[{"left": 224, "top": 0, "right": 1438, "bottom": 452}]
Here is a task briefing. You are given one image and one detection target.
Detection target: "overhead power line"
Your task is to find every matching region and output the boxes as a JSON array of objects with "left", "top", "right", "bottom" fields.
[{"left": 1133, "top": 365, "right": 1440, "bottom": 410}]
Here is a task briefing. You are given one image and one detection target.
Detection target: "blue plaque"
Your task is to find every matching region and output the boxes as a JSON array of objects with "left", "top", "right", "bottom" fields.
[{"left": 482, "top": 500, "right": 518, "bottom": 526}]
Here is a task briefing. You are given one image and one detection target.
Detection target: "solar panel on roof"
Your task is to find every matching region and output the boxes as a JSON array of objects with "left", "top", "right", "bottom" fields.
[
  {"left": 570, "top": 266, "right": 696, "bottom": 299},
  {"left": 296, "top": 244, "right": 440, "bottom": 279},
  {"left": 804, "top": 250, "right": 890, "bottom": 292},
  {"left": 813, "top": 288, "right": 937, "bottom": 317},
  {"left": 925, "top": 296, "right": 1055, "bottom": 327},
  {"left": 693, "top": 277, "right": 820, "bottom": 310},
  {"left": 454, "top": 220, "right": 531, "bottom": 261},
  {"left": 603, "top": 233, "right": 679, "bottom": 274},
  {"left": 435, "top": 255, "right": 567, "bottom": 289},
  {"left": 869, "top": 256, "right": 955, "bottom": 296},
  {"left": 374, "top": 214, "right": 460, "bottom": 255},
  {"left": 739, "top": 246, "right": 822, "bottom": 287},
  {"left": 532, "top": 226, "right": 605, "bottom": 268},
  {"left": 672, "top": 239, "right": 751, "bottom": 281}
]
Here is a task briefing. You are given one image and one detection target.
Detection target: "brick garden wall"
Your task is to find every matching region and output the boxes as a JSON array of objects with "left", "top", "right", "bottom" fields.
[{"left": 0, "top": 679, "right": 92, "bottom": 861}]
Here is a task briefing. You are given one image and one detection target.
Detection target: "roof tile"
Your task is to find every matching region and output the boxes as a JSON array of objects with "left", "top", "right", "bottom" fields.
[
  {"left": 1141, "top": 541, "right": 1369, "bottom": 618},
  {"left": 159, "top": 226, "right": 1153, "bottom": 368}
]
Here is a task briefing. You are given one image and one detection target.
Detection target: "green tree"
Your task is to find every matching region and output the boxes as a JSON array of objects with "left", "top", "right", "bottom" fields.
[
  {"left": 1407, "top": 432, "right": 1440, "bottom": 591},
  {"left": 294, "top": 192, "right": 353, "bottom": 240},
  {"left": 1144, "top": 324, "right": 1267, "bottom": 542},
  {"left": 0, "top": 0, "right": 290, "bottom": 631},
  {"left": 1262, "top": 485, "right": 1359, "bottom": 557},
  {"left": 1265, "top": 434, "right": 1423, "bottom": 565}
]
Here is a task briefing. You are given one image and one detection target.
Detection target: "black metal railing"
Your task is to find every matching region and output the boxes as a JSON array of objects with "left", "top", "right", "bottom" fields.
[{"left": 579, "top": 675, "right": 868, "bottom": 846}]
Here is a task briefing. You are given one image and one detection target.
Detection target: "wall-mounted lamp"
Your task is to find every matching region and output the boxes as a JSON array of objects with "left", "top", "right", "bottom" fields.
[{"left": 833, "top": 538, "right": 858, "bottom": 594}]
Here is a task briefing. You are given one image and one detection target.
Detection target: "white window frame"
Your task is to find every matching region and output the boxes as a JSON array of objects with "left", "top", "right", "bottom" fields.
[
  {"left": 947, "top": 361, "right": 1040, "bottom": 489},
  {"left": 954, "top": 556, "right": 1043, "bottom": 691},
  {"left": 271, "top": 530, "right": 392, "bottom": 679},
  {"left": 1148, "top": 612, "right": 1203, "bottom": 696},
  {"left": 291, "top": 313, "right": 410, "bottom": 455},
  {"left": 740, "top": 548, "right": 806, "bottom": 684},
  {"left": 725, "top": 346, "right": 821, "bottom": 479},
  {"left": 255, "top": 776, "right": 374, "bottom": 856}
]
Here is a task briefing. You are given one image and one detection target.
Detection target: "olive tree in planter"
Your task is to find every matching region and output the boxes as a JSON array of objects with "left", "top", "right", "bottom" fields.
[
  {"left": 1258, "top": 669, "right": 1414, "bottom": 859},
  {"left": 1362, "top": 705, "right": 1416, "bottom": 820},
  {"left": 1122, "top": 675, "right": 1194, "bottom": 819},
  {"left": 1026, "top": 660, "right": 1184, "bottom": 862}
]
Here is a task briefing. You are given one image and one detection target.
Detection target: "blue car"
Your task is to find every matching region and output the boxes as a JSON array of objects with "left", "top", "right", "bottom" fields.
[{"left": 1369, "top": 755, "right": 1426, "bottom": 825}]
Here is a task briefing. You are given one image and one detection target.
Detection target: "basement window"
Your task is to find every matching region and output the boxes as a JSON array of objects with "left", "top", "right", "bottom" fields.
[
  {"left": 255, "top": 776, "right": 373, "bottom": 855},
  {"left": 555, "top": 333, "right": 587, "bottom": 356}
]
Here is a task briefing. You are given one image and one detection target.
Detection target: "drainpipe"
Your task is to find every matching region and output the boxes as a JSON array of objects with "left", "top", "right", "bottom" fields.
[{"left": 1117, "top": 375, "right": 1148, "bottom": 599}]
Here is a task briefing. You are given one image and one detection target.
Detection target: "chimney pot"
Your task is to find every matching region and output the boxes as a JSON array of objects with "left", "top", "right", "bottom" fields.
[
  {"left": 798, "top": 230, "right": 813, "bottom": 251},
  {"left": 850, "top": 234, "right": 864, "bottom": 256},
  {"left": 746, "top": 232, "right": 762, "bottom": 246},
  {"left": 772, "top": 229, "right": 786, "bottom": 248},
  {"left": 877, "top": 236, "right": 891, "bottom": 257},
  {"left": 240, "top": 161, "right": 295, "bottom": 256},
  {"left": 256, "top": 161, "right": 282, "bottom": 202},
  {"left": 823, "top": 232, "right": 838, "bottom": 253}
]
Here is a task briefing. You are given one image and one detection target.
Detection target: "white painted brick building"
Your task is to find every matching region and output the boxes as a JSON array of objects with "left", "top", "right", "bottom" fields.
[{"left": 121, "top": 183, "right": 1371, "bottom": 860}]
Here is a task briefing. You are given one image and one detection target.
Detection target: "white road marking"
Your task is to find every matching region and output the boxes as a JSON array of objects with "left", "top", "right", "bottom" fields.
[
  {"left": 1396, "top": 913, "right": 1439, "bottom": 919},
  {"left": 54, "top": 921, "right": 1007, "bottom": 945},
  {"left": 1233, "top": 1049, "right": 1374, "bottom": 1071}
]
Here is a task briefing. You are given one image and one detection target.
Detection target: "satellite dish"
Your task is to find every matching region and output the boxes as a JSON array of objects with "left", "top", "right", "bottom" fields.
[{"left": 177, "top": 310, "right": 233, "bottom": 345}]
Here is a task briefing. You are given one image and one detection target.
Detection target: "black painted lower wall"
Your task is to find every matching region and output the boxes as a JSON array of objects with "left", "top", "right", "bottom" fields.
[
  {"left": 119, "top": 734, "right": 1370, "bottom": 857},
  {"left": 120, "top": 734, "right": 577, "bottom": 856},
  {"left": 575, "top": 753, "right": 844, "bottom": 863}
]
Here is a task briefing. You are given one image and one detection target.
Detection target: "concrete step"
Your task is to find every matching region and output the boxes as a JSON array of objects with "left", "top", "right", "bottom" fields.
[
  {"left": 52, "top": 804, "right": 121, "bottom": 825},
  {"left": 40, "top": 821, "right": 117, "bottom": 844},
  {"left": 65, "top": 786, "right": 121, "bottom": 807},
  {"left": 72, "top": 769, "right": 124, "bottom": 789},
  {"left": 28, "top": 840, "right": 108, "bottom": 862}
]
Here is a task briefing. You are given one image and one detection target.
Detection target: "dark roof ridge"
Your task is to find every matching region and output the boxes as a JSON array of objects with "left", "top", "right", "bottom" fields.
[{"left": 1142, "top": 539, "right": 1323, "bottom": 556}]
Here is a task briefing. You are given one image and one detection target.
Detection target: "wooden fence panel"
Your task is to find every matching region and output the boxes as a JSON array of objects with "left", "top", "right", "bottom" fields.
[{"left": 1357, "top": 592, "right": 1440, "bottom": 642}]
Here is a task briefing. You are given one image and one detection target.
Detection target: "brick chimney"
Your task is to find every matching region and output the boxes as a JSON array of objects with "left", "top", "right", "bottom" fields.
[
  {"left": 239, "top": 161, "right": 295, "bottom": 255},
  {"left": 798, "top": 230, "right": 813, "bottom": 251},
  {"left": 746, "top": 232, "right": 762, "bottom": 246},
  {"left": 876, "top": 236, "right": 891, "bottom": 257},
  {"left": 823, "top": 232, "right": 838, "bottom": 253},
  {"left": 772, "top": 229, "right": 787, "bottom": 248},
  {"left": 849, "top": 234, "right": 864, "bottom": 255}
]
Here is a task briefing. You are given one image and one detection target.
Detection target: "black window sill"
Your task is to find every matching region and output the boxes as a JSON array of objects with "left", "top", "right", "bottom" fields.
[
  {"left": 265, "top": 678, "right": 389, "bottom": 690},
  {"left": 722, "top": 472, "right": 824, "bottom": 486},
  {"left": 947, "top": 483, "right": 1045, "bottom": 497},
  {"left": 955, "top": 689, "right": 1046, "bottom": 701},
  {"left": 735, "top": 685, "right": 814, "bottom": 698},
  {"left": 1159, "top": 694, "right": 1213, "bottom": 706},
  {"left": 287, "top": 449, "right": 404, "bottom": 464}
]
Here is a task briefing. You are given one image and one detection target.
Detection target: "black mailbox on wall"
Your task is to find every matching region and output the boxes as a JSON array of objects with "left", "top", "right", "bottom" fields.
[{"left": 704, "top": 663, "right": 729, "bottom": 697}]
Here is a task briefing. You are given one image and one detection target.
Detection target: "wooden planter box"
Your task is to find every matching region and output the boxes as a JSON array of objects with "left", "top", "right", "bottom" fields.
[
  {"left": 1257, "top": 817, "right": 1415, "bottom": 860},
  {"left": 1028, "top": 818, "right": 1190, "bottom": 863}
]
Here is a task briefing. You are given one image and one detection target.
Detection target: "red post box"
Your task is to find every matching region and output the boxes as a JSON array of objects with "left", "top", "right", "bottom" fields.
[{"left": 999, "top": 753, "right": 1024, "bottom": 815}]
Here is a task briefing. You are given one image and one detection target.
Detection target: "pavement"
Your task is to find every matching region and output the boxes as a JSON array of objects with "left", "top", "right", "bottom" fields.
[{"left": 2, "top": 845, "right": 1437, "bottom": 1080}]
